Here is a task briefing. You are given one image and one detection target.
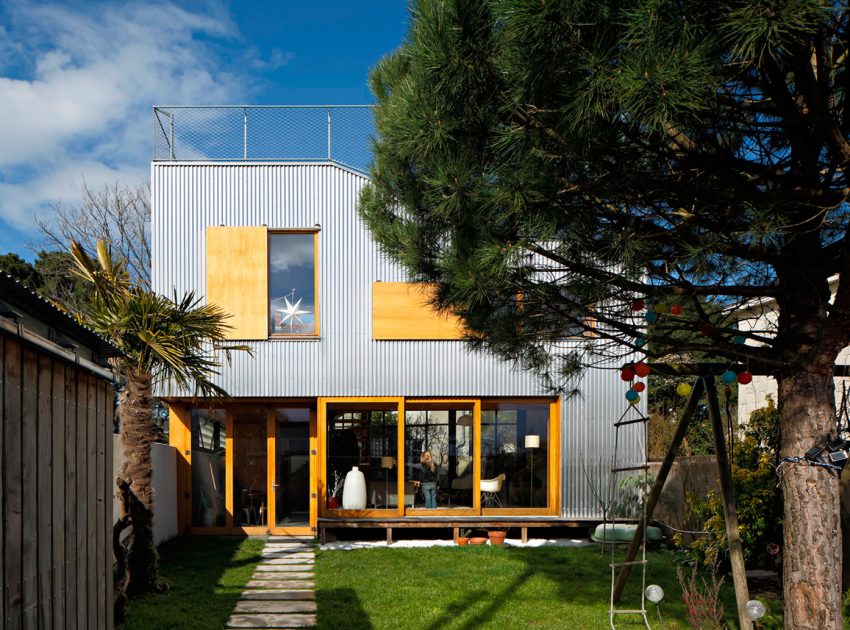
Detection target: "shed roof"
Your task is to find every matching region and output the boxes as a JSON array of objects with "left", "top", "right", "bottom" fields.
[{"left": 0, "top": 272, "right": 121, "bottom": 358}]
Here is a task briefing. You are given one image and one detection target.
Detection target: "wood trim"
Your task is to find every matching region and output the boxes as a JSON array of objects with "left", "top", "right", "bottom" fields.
[
  {"left": 550, "top": 398, "right": 561, "bottom": 514},
  {"left": 266, "top": 408, "right": 276, "bottom": 530},
  {"left": 310, "top": 406, "right": 318, "bottom": 531},
  {"left": 406, "top": 508, "right": 478, "bottom": 517},
  {"left": 167, "top": 403, "right": 192, "bottom": 533},
  {"left": 225, "top": 408, "right": 234, "bottom": 528},
  {"left": 268, "top": 229, "right": 319, "bottom": 338},
  {"left": 473, "top": 399, "right": 481, "bottom": 513},
  {"left": 372, "top": 282, "right": 465, "bottom": 340},
  {"left": 206, "top": 226, "right": 268, "bottom": 340},
  {"left": 397, "top": 398, "right": 405, "bottom": 517}
]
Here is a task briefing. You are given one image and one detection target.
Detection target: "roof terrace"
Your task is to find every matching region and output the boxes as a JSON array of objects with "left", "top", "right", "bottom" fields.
[{"left": 152, "top": 105, "right": 373, "bottom": 173}]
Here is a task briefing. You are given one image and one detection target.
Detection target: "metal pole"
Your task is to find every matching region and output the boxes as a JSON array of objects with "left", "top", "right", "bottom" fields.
[
  {"left": 704, "top": 376, "right": 752, "bottom": 630},
  {"left": 170, "top": 113, "right": 174, "bottom": 161},
  {"left": 243, "top": 107, "right": 248, "bottom": 161},
  {"left": 327, "top": 109, "right": 332, "bottom": 160}
]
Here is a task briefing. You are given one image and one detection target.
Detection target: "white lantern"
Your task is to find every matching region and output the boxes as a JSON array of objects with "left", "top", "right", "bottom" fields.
[
  {"left": 645, "top": 584, "right": 664, "bottom": 604},
  {"left": 342, "top": 466, "right": 367, "bottom": 509},
  {"left": 745, "top": 599, "right": 766, "bottom": 620}
]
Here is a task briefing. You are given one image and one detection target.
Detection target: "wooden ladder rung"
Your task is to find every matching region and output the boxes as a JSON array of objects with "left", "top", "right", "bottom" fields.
[
  {"left": 611, "top": 609, "right": 648, "bottom": 614},
  {"left": 610, "top": 464, "right": 650, "bottom": 473},
  {"left": 609, "top": 560, "right": 648, "bottom": 568},
  {"left": 615, "top": 416, "right": 650, "bottom": 427}
]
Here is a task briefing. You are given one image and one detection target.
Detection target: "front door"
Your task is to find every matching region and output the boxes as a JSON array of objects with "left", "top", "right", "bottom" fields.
[{"left": 270, "top": 406, "right": 312, "bottom": 534}]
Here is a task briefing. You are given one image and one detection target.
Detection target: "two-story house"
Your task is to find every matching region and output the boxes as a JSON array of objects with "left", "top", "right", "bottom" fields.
[{"left": 151, "top": 106, "right": 641, "bottom": 540}]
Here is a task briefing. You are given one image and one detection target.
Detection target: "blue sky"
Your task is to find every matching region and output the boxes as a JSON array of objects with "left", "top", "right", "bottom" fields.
[{"left": 0, "top": 0, "right": 409, "bottom": 259}]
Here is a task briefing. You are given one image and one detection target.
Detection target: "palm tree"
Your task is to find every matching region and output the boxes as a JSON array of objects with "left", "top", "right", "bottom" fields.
[{"left": 68, "top": 240, "right": 248, "bottom": 612}]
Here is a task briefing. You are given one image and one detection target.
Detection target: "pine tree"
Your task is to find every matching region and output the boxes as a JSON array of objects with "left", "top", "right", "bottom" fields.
[{"left": 361, "top": 1, "right": 850, "bottom": 626}]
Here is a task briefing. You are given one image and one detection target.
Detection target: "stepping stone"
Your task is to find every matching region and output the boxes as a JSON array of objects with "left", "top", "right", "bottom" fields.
[
  {"left": 252, "top": 572, "right": 313, "bottom": 581},
  {"left": 262, "top": 551, "right": 314, "bottom": 558},
  {"left": 246, "top": 579, "right": 316, "bottom": 589},
  {"left": 227, "top": 613, "right": 316, "bottom": 628},
  {"left": 262, "top": 558, "right": 314, "bottom": 565},
  {"left": 268, "top": 537, "right": 314, "bottom": 543},
  {"left": 256, "top": 565, "right": 315, "bottom": 572},
  {"left": 234, "top": 600, "right": 317, "bottom": 614},
  {"left": 241, "top": 590, "right": 316, "bottom": 601}
]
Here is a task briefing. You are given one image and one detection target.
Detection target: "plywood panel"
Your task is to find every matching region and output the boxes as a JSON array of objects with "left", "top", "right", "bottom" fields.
[
  {"left": 372, "top": 283, "right": 465, "bottom": 340},
  {"left": 206, "top": 226, "right": 268, "bottom": 340}
]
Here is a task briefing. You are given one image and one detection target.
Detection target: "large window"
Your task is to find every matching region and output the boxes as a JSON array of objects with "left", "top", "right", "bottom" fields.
[
  {"left": 326, "top": 405, "right": 398, "bottom": 510},
  {"left": 269, "top": 231, "right": 317, "bottom": 336},
  {"left": 481, "top": 401, "right": 550, "bottom": 509},
  {"left": 191, "top": 408, "right": 227, "bottom": 527}
]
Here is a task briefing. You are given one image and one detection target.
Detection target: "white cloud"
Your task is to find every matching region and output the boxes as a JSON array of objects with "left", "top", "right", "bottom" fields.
[{"left": 0, "top": 0, "right": 291, "bottom": 234}]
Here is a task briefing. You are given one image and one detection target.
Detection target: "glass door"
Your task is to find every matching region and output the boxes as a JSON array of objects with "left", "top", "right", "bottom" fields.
[
  {"left": 232, "top": 407, "right": 268, "bottom": 529},
  {"left": 272, "top": 407, "right": 311, "bottom": 528}
]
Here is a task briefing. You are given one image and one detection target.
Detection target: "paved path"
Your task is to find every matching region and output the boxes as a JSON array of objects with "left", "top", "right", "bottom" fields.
[{"left": 227, "top": 538, "right": 317, "bottom": 629}]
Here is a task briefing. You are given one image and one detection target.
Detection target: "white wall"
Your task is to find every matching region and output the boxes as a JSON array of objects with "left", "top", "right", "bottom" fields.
[{"left": 112, "top": 434, "right": 179, "bottom": 545}]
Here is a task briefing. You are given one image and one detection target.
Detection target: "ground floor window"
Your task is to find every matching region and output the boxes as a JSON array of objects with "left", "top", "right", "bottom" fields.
[{"left": 191, "top": 408, "right": 227, "bottom": 527}]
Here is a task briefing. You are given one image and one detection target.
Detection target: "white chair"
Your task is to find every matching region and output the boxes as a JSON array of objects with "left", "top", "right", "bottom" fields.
[{"left": 480, "top": 473, "right": 506, "bottom": 507}]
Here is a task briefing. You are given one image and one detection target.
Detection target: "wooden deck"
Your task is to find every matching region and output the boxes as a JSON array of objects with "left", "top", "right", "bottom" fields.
[{"left": 317, "top": 516, "right": 596, "bottom": 544}]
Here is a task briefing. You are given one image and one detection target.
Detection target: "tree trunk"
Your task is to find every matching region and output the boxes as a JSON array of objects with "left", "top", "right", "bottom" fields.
[
  {"left": 779, "top": 368, "right": 842, "bottom": 629},
  {"left": 117, "top": 367, "right": 160, "bottom": 597}
]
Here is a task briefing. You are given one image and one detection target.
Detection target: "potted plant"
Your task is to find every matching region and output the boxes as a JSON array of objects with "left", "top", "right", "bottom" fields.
[
  {"left": 327, "top": 471, "right": 344, "bottom": 509},
  {"left": 469, "top": 529, "right": 488, "bottom": 545},
  {"left": 456, "top": 529, "right": 471, "bottom": 546},
  {"left": 488, "top": 528, "right": 508, "bottom": 546}
]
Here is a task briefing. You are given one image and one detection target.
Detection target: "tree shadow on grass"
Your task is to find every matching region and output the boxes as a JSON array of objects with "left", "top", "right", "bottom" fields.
[
  {"left": 119, "top": 536, "right": 266, "bottom": 630},
  {"left": 316, "top": 588, "right": 373, "bottom": 629}
]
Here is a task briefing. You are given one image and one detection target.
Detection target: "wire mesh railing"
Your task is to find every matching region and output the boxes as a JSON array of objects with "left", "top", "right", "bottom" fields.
[{"left": 152, "top": 105, "right": 374, "bottom": 173}]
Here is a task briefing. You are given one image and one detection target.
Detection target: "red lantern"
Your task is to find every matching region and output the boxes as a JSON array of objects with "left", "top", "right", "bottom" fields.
[
  {"left": 737, "top": 371, "right": 753, "bottom": 385},
  {"left": 634, "top": 362, "right": 650, "bottom": 378},
  {"left": 633, "top": 381, "right": 646, "bottom": 393},
  {"left": 620, "top": 368, "right": 636, "bottom": 381},
  {"left": 631, "top": 299, "right": 645, "bottom": 311},
  {"left": 670, "top": 304, "right": 683, "bottom": 315}
]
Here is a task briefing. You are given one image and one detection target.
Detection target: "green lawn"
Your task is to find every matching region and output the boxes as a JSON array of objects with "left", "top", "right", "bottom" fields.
[
  {"left": 118, "top": 536, "right": 265, "bottom": 630},
  {"left": 315, "top": 545, "right": 782, "bottom": 630}
]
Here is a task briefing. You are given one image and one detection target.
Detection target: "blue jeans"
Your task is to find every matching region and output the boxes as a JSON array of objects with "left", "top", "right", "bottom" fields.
[{"left": 421, "top": 482, "right": 437, "bottom": 509}]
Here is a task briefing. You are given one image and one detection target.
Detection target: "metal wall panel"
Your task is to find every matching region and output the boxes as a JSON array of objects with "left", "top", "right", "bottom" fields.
[{"left": 151, "top": 162, "right": 643, "bottom": 518}]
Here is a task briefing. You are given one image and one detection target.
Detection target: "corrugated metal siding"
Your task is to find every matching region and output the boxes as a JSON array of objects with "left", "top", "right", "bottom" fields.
[{"left": 151, "top": 161, "right": 643, "bottom": 518}]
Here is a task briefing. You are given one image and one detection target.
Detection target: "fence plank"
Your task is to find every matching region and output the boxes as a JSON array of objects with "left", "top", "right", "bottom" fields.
[
  {"left": 51, "top": 361, "right": 66, "bottom": 629},
  {"left": 64, "top": 368, "right": 77, "bottom": 630},
  {"left": 3, "top": 337, "right": 22, "bottom": 630},
  {"left": 105, "top": 382, "right": 114, "bottom": 630},
  {"left": 76, "top": 372, "right": 86, "bottom": 630},
  {"left": 0, "top": 335, "right": 6, "bottom": 629},
  {"left": 95, "top": 379, "right": 106, "bottom": 630},
  {"left": 36, "top": 355, "right": 53, "bottom": 629},
  {"left": 21, "top": 348, "right": 38, "bottom": 629},
  {"left": 87, "top": 376, "right": 98, "bottom": 629}
]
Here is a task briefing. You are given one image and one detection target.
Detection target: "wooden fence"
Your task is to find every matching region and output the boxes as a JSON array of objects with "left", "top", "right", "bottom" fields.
[{"left": 1, "top": 331, "right": 114, "bottom": 629}]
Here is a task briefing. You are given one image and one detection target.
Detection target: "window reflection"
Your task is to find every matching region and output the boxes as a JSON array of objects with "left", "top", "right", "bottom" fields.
[
  {"left": 191, "top": 408, "right": 227, "bottom": 527},
  {"left": 326, "top": 407, "right": 398, "bottom": 509},
  {"left": 405, "top": 408, "right": 473, "bottom": 509},
  {"left": 481, "top": 402, "right": 549, "bottom": 508},
  {"left": 269, "top": 232, "right": 317, "bottom": 335}
]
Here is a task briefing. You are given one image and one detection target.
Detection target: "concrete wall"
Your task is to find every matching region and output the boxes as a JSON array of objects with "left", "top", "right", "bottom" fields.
[{"left": 112, "top": 434, "right": 178, "bottom": 545}]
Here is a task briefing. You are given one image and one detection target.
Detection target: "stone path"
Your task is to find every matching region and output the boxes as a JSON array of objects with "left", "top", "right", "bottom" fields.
[{"left": 226, "top": 538, "right": 317, "bottom": 629}]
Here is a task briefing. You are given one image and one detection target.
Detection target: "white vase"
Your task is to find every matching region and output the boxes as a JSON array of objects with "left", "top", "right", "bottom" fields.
[{"left": 342, "top": 466, "right": 367, "bottom": 509}]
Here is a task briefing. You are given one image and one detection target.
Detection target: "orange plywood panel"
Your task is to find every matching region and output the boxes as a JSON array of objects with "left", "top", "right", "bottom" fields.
[
  {"left": 206, "top": 226, "right": 268, "bottom": 340},
  {"left": 372, "top": 282, "right": 465, "bottom": 340}
]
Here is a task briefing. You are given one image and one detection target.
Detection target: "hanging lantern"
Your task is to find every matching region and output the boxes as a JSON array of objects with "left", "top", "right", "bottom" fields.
[
  {"left": 634, "top": 337, "right": 647, "bottom": 348},
  {"left": 721, "top": 370, "right": 737, "bottom": 384},
  {"left": 621, "top": 367, "right": 636, "bottom": 381},
  {"left": 633, "top": 381, "right": 646, "bottom": 393},
  {"left": 645, "top": 312, "right": 659, "bottom": 324},
  {"left": 676, "top": 382, "right": 692, "bottom": 397},
  {"left": 653, "top": 303, "right": 667, "bottom": 314},
  {"left": 737, "top": 371, "right": 753, "bottom": 385},
  {"left": 733, "top": 335, "right": 746, "bottom": 345},
  {"left": 631, "top": 299, "right": 645, "bottom": 311},
  {"left": 670, "top": 304, "right": 683, "bottom": 315},
  {"left": 634, "top": 362, "right": 650, "bottom": 378},
  {"left": 629, "top": 394, "right": 641, "bottom": 405},
  {"left": 625, "top": 389, "right": 639, "bottom": 402}
]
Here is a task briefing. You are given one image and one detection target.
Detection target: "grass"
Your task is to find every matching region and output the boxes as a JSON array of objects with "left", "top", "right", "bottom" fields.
[
  {"left": 315, "top": 545, "right": 782, "bottom": 630},
  {"left": 118, "top": 536, "right": 265, "bottom": 630}
]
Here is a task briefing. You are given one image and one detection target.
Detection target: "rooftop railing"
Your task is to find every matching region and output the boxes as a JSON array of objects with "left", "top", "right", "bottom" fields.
[{"left": 152, "top": 105, "right": 374, "bottom": 173}]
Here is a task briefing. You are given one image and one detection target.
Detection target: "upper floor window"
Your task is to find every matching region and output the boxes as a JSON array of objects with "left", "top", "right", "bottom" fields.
[{"left": 269, "top": 231, "right": 318, "bottom": 336}]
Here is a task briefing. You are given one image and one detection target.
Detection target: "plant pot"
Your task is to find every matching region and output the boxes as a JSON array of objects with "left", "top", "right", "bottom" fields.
[
  {"left": 469, "top": 537, "right": 488, "bottom": 545},
  {"left": 327, "top": 496, "right": 340, "bottom": 510},
  {"left": 456, "top": 537, "right": 469, "bottom": 546},
  {"left": 488, "top": 531, "right": 507, "bottom": 546}
]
